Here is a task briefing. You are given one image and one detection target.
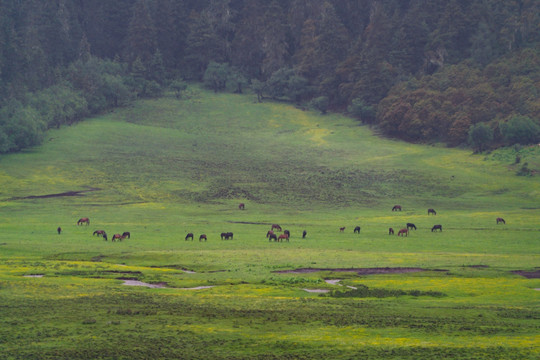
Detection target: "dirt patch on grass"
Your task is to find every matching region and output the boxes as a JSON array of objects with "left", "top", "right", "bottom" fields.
[
  {"left": 512, "top": 270, "right": 540, "bottom": 279},
  {"left": 9, "top": 187, "right": 101, "bottom": 200},
  {"left": 227, "top": 221, "right": 271, "bottom": 225},
  {"left": 273, "top": 267, "right": 447, "bottom": 275}
]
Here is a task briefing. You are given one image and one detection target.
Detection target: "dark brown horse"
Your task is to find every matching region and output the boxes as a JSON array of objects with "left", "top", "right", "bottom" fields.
[
  {"left": 93, "top": 230, "right": 106, "bottom": 237},
  {"left": 238, "top": 203, "right": 245, "bottom": 210},
  {"left": 122, "top": 232, "right": 130, "bottom": 239},
  {"left": 354, "top": 226, "right": 361, "bottom": 234},
  {"left": 431, "top": 225, "right": 442, "bottom": 232},
  {"left": 278, "top": 234, "right": 289, "bottom": 242},
  {"left": 388, "top": 227, "right": 394, "bottom": 235},
  {"left": 496, "top": 217, "right": 506, "bottom": 224},
  {"left": 77, "top": 217, "right": 90, "bottom": 225},
  {"left": 185, "top": 233, "right": 194, "bottom": 241},
  {"left": 221, "top": 232, "right": 233, "bottom": 240},
  {"left": 271, "top": 224, "right": 282, "bottom": 231},
  {"left": 406, "top": 223, "right": 417, "bottom": 230},
  {"left": 266, "top": 230, "right": 274, "bottom": 238},
  {"left": 340, "top": 227, "right": 346, "bottom": 232},
  {"left": 428, "top": 208, "right": 437, "bottom": 215},
  {"left": 284, "top": 230, "right": 290, "bottom": 238},
  {"left": 397, "top": 228, "right": 408, "bottom": 237},
  {"left": 392, "top": 205, "right": 402, "bottom": 211},
  {"left": 111, "top": 233, "right": 126, "bottom": 241},
  {"left": 302, "top": 230, "right": 307, "bottom": 239},
  {"left": 199, "top": 234, "right": 207, "bottom": 241},
  {"left": 268, "top": 233, "right": 278, "bottom": 242},
  {"left": 57, "top": 227, "right": 62, "bottom": 234}
]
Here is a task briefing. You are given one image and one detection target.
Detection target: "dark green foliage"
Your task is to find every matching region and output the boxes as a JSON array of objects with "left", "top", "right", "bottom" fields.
[
  {"left": 310, "top": 96, "right": 329, "bottom": 114},
  {"left": 500, "top": 115, "right": 540, "bottom": 146},
  {"left": 468, "top": 123, "right": 494, "bottom": 153}
]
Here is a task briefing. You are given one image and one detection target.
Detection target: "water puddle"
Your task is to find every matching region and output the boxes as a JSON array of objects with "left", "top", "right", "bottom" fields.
[
  {"left": 122, "top": 280, "right": 167, "bottom": 288},
  {"left": 303, "top": 288, "right": 330, "bottom": 293},
  {"left": 24, "top": 274, "right": 44, "bottom": 278}
]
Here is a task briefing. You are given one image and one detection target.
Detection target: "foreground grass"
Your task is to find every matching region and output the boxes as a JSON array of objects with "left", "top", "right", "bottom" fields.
[{"left": 0, "top": 87, "right": 539, "bottom": 359}]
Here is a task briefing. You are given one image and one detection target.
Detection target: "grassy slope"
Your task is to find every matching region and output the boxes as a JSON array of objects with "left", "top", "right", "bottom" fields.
[{"left": 0, "top": 87, "right": 539, "bottom": 359}]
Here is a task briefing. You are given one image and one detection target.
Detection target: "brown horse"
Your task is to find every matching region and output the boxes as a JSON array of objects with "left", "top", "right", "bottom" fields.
[
  {"left": 93, "top": 230, "right": 106, "bottom": 237},
  {"left": 199, "top": 234, "right": 207, "bottom": 241},
  {"left": 388, "top": 227, "right": 394, "bottom": 235},
  {"left": 340, "top": 227, "right": 346, "bottom": 232},
  {"left": 77, "top": 217, "right": 90, "bottom": 225},
  {"left": 284, "top": 230, "right": 290, "bottom": 238},
  {"left": 268, "top": 233, "right": 278, "bottom": 242},
  {"left": 111, "top": 233, "right": 126, "bottom": 241},
  {"left": 238, "top": 203, "right": 245, "bottom": 210},
  {"left": 302, "top": 230, "right": 307, "bottom": 239},
  {"left": 221, "top": 232, "right": 233, "bottom": 240},
  {"left": 57, "top": 227, "right": 62, "bottom": 234},
  {"left": 185, "top": 233, "right": 194, "bottom": 241},
  {"left": 397, "top": 228, "right": 408, "bottom": 237},
  {"left": 122, "top": 232, "right": 130, "bottom": 239},
  {"left": 278, "top": 234, "right": 289, "bottom": 242},
  {"left": 496, "top": 217, "right": 506, "bottom": 224},
  {"left": 392, "top": 205, "right": 402, "bottom": 211},
  {"left": 431, "top": 225, "right": 442, "bottom": 232},
  {"left": 271, "top": 224, "right": 282, "bottom": 231},
  {"left": 406, "top": 223, "right": 417, "bottom": 230},
  {"left": 354, "top": 226, "right": 361, "bottom": 234},
  {"left": 428, "top": 208, "right": 437, "bottom": 215},
  {"left": 266, "top": 230, "right": 274, "bottom": 238}
]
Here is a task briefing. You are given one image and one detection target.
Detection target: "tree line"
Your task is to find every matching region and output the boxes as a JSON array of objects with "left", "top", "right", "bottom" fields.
[{"left": 0, "top": 0, "right": 539, "bottom": 153}]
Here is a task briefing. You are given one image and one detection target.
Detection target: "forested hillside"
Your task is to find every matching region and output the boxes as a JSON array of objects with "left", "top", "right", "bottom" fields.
[{"left": 0, "top": 0, "right": 539, "bottom": 153}]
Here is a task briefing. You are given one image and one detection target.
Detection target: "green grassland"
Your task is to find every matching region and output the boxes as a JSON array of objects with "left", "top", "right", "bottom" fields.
[{"left": 0, "top": 86, "right": 539, "bottom": 359}]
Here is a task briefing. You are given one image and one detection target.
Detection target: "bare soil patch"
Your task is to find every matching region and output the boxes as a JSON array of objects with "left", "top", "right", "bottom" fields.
[
  {"left": 9, "top": 187, "right": 101, "bottom": 200},
  {"left": 512, "top": 270, "right": 540, "bottom": 279},
  {"left": 273, "top": 267, "right": 447, "bottom": 275}
]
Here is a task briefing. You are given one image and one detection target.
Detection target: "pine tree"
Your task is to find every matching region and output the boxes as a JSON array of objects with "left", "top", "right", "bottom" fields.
[
  {"left": 261, "top": 1, "right": 289, "bottom": 77},
  {"left": 126, "top": 0, "right": 157, "bottom": 65}
]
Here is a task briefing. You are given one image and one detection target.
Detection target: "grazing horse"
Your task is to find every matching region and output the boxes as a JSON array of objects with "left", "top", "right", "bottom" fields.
[
  {"left": 284, "top": 230, "right": 290, "bottom": 238},
  {"left": 340, "top": 227, "right": 346, "bottom": 232},
  {"left": 185, "top": 233, "right": 194, "bottom": 241},
  {"left": 77, "top": 217, "right": 90, "bottom": 226},
  {"left": 102, "top": 233, "right": 108, "bottom": 241},
  {"left": 57, "top": 227, "right": 62, "bottom": 234},
  {"left": 271, "top": 224, "right": 282, "bottom": 231},
  {"left": 122, "top": 232, "right": 130, "bottom": 239},
  {"left": 302, "top": 230, "right": 307, "bottom": 239},
  {"left": 496, "top": 217, "right": 506, "bottom": 224},
  {"left": 93, "top": 230, "right": 106, "bottom": 237},
  {"left": 397, "top": 228, "right": 408, "bottom": 237},
  {"left": 388, "top": 227, "right": 394, "bottom": 235},
  {"left": 221, "top": 232, "right": 233, "bottom": 240},
  {"left": 266, "top": 230, "right": 274, "bottom": 238},
  {"left": 199, "top": 234, "right": 207, "bottom": 241},
  {"left": 354, "top": 226, "right": 361, "bottom": 234},
  {"left": 428, "top": 208, "right": 437, "bottom": 215},
  {"left": 268, "top": 233, "right": 278, "bottom": 242},
  {"left": 406, "top": 223, "right": 417, "bottom": 230},
  {"left": 111, "top": 233, "right": 125, "bottom": 241},
  {"left": 238, "top": 203, "right": 245, "bottom": 210},
  {"left": 431, "top": 225, "right": 442, "bottom": 232},
  {"left": 278, "top": 234, "right": 289, "bottom": 242},
  {"left": 392, "top": 205, "right": 402, "bottom": 211}
]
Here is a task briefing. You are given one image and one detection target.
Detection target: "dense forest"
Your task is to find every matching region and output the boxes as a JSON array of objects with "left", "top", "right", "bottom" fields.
[{"left": 0, "top": 0, "right": 539, "bottom": 153}]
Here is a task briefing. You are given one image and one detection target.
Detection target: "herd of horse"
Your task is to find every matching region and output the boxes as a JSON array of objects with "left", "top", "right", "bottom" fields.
[
  {"left": 72, "top": 217, "right": 130, "bottom": 242},
  {"left": 70, "top": 206, "right": 506, "bottom": 244}
]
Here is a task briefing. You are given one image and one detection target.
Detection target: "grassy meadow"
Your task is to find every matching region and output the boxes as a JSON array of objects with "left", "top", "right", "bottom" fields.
[{"left": 0, "top": 86, "right": 539, "bottom": 359}]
